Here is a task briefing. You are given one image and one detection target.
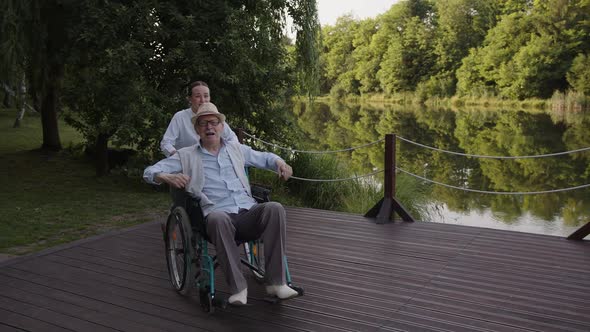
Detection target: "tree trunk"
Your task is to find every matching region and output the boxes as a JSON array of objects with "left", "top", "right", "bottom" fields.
[
  {"left": 12, "top": 103, "right": 25, "bottom": 128},
  {"left": 13, "top": 76, "right": 27, "bottom": 128},
  {"left": 40, "top": 62, "right": 63, "bottom": 151},
  {"left": 2, "top": 88, "right": 11, "bottom": 108},
  {"left": 95, "top": 133, "right": 110, "bottom": 177}
]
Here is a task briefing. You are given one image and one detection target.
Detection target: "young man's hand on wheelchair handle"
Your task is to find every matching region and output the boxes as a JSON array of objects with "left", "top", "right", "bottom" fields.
[{"left": 156, "top": 173, "right": 191, "bottom": 189}]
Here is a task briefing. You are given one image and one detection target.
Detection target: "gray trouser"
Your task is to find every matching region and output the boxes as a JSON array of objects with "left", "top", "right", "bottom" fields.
[{"left": 206, "top": 202, "right": 287, "bottom": 293}]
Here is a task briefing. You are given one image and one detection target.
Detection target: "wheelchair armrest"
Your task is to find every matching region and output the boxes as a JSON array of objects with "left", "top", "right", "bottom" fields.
[{"left": 251, "top": 184, "right": 271, "bottom": 203}]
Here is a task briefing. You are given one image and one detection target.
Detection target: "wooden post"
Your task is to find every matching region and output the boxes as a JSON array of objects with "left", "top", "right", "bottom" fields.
[
  {"left": 567, "top": 222, "right": 590, "bottom": 240},
  {"left": 365, "top": 133, "right": 415, "bottom": 223},
  {"left": 384, "top": 134, "right": 395, "bottom": 201}
]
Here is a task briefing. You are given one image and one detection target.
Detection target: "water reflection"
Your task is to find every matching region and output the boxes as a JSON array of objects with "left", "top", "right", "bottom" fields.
[{"left": 292, "top": 101, "right": 590, "bottom": 237}]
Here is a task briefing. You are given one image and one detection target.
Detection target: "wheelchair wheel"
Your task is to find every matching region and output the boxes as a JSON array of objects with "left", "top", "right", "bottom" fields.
[
  {"left": 244, "top": 241, "right": 265, "bottom": 283},
  {"left": 165, "top": 206, "right": 196, "bottom": 295}
]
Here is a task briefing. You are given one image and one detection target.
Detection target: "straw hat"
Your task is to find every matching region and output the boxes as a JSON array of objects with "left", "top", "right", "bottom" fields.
[{"left": 191, "top": 102, "right": 226, "bottom": 125}]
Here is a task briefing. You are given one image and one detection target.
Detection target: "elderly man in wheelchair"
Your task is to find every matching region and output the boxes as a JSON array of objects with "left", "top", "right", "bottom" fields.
[{"left": 143, "top": 102, "right": 302, "bottom": 311}]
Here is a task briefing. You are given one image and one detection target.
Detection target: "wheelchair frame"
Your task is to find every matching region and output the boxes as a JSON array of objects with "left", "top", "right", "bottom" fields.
[{"left": 163, "top": 186, "right": 302, "bottom": 313}]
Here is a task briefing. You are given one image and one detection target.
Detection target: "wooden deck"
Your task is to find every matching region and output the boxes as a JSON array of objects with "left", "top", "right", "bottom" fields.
[{"left": 1, "top": 206, "right": 589, "bottom": 332}]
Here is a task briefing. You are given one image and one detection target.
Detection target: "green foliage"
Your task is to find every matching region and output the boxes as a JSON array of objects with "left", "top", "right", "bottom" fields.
[
  {"left": 2, "top": 0, "right": 322, "bottom": 163},
  {"left": 352, "top": 18, "right": 380, "bottom": 94},
  {"left": 567, "top": 53, "right": 590, "bottom": 94},
  {"left": 416, "top": 71, "right": 457, "bottom": 100},
  {"left": 322, "top": 15, "right": 360, "bottom": 95},
  {"left": 62, "top": 1, "right": 156, "bottom": 175},
  {"left": 0, "top": 0, "right": 28, "bottom": 81},
  {"left": 497, "top": 33, "right": 568, "bottom": 99},
  {"left": 377, "top": 16, "right": 436, "bottom": 94},
  {"left": 291, "top": 0, "right": 322, "bottom": 97},
  {"left": 433, "top": 0, "right": 500, "bottom": 73},
  {"left": 285, "top": 153, "right": 358, "bottom": 211},
  {"left": 456, "top": 12, "right": 534, "bottom": 97},
  {"left": 318, "top": 0, "right": 590, "bottom": 103}
]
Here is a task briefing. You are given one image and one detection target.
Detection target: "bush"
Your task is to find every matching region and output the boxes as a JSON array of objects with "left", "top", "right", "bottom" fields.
[{"left": 249, "top": 152, "right": 430, "bottom": 220}]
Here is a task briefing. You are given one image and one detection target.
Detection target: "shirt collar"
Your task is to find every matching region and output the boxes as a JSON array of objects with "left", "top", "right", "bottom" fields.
[{"left": 196, "top": 138, "right": 226, "bottom": 153}]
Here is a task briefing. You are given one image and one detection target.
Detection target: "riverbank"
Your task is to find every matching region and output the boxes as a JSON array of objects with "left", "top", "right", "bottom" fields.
[{"left": 311, "top": 90, "right": 589, "bottom": 112}]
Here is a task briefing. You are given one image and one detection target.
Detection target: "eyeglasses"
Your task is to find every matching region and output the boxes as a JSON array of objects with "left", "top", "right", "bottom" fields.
[{"left": 197, "top": 120, "right": 221, "bottom": 127}]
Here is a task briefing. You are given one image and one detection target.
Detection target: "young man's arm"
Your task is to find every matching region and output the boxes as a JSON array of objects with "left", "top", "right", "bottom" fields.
[
  {"left": 160, "top": 114, "right": 181, "bottom": 157},
  {"left": 222, "top": 122, "right": 239, "bottom": 143}
]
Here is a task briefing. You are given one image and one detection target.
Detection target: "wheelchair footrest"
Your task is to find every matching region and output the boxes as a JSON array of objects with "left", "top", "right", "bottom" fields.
[
  {"left": 263, "top": 285, "right": 304, "bottom": 304},
  {"left": 211, "top": 296, "right": 228, "bottom": 309},
  {"left": 290, "top": 285, "right": 304, "bottom": 297}
]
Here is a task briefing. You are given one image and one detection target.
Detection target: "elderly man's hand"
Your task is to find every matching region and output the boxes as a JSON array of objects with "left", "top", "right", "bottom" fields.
[
  {"left": 156, "top": 173, "right": 190, "bottom": 189},
  {"left": 276, "top": 159, "right": 293, "bottom": 181}
]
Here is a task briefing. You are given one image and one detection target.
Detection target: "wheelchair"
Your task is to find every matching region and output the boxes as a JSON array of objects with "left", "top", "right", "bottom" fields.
[{"left": 163, "top": 185, "right": 303, "bottom": 313}]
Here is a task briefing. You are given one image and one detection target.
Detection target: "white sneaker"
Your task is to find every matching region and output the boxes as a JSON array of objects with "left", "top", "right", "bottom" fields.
[
  {"left": 266, "top": 284, "right": 298, "bottom": 300},
  {"left": 228, "top": 288, "right": 247, "bottom": 305}
]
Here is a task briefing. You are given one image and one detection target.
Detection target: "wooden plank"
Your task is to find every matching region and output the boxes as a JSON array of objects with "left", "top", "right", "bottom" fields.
[
  {"left": 0, "top": 268, "right": 302, "bottom": 332},
  {"left": 1, "top": 207, "right": 589, "bottom": 332},
  {"left": 0, "top": 307, "right": 70, "bottom": 332},
  {"left": 404, "top": 293, "right": 590, "bottom": 331},
  {"left": 0, "top": 323, "right": 29, "bottom": 332},
  {"left": 384, "top": 305, "right": 536, "bottom": 332},
  {"left": 0, "top": 285, "right": 163, "bottom": 332},
  {"left": 0, "top": 296, "right": 116, "bottom": 332}
]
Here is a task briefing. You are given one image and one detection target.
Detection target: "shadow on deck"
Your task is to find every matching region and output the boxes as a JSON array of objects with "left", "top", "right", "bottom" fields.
[{"left": 1, "top": 206, "right": 589, "bottom": 331}]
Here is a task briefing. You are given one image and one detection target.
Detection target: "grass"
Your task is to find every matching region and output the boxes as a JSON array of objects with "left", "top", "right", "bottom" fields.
[
  {"left": 0, "top": 109, "right": 169, "bottom": 255},
  {"left": 249, "top": 153, "right": 430, "bottom": 221}
]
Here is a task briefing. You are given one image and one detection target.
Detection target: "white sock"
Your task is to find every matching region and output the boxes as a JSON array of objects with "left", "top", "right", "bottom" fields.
[
  {"left": 228, "top": 288, "right": 247, "bottom": 305},
  {"left": 266, "top": 284, "right": 298, "bottom": 299}
]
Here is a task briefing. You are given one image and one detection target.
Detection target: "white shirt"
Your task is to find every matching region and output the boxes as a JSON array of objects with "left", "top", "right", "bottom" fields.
[{"left": 160, "top": 108, "right": 238, "bottom": 157}]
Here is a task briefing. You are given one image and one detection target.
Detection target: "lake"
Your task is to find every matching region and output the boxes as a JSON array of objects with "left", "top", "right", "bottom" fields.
[{"left": 289, "top": 100, "right": 590, "bottom": 237}]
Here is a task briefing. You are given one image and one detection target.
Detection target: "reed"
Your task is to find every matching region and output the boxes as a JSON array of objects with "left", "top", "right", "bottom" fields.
[{"left": 249, "top": 153, "right": 430, "bottom": 220}]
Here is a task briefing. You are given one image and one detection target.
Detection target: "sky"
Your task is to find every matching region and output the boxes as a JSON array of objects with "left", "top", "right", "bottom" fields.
[{"left": 316, "top": 0, "right": 398, "bottom": 26}]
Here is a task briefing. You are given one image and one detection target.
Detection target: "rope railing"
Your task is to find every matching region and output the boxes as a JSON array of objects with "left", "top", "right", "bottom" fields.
[
  {"left": 264, "top": 169, "right": 384, "bottom": 182},
  {"left": 397, "top": 135, "right": 590, "bottom": 159},
  {"left": 241, "top": 129, "right": 590, "bottom": 237},
  {"left": 243, "top": 131, "right": 384, "bottom": 154},
  {"left": 239, "top": 129, "right": 590, "bottom": 194},
  {"left": 397, "top": 167, "right": 590, "bottom": 195},
  {"left": 239, "top": 129, "right": 590, "bottom": 230}
]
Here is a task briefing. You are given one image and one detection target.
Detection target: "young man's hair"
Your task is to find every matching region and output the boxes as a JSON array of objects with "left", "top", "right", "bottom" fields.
[{"left": 187, "top": 81, "right": 209, "bottom": 96}]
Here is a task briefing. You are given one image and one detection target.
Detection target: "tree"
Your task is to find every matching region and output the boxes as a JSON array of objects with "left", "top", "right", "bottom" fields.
[
  {"left": 377, "top": 16, "right": 436, "bottom": 93},
  {"left": 62, "top": 1, "right": 156, "bottom": 176},
  {"left": 141, "top": 0, "right": 321, "bottom": 148},
  {"left": 455, "top": 12, "right": 534, "bottom": 97},
  {"left": 433, "top": 0, "right": 499, "bottom": 74},
  {"left": 4, "top": 0, "right": 321, "bottom": 174},
  {"left": 0, "top": 1, "right": 26, "bottom": 115},
  {"left": 321, "top": 15, "right": 360, "bottom": 97},
  {"left": 567, "top": 53, "right": 590, "bottom": 94},
  {"left": 456, "top": 0, "right": 590, "bottom": 98},
  {"left": 351, "top": 18, "right": 380, "bottom": 94}
]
